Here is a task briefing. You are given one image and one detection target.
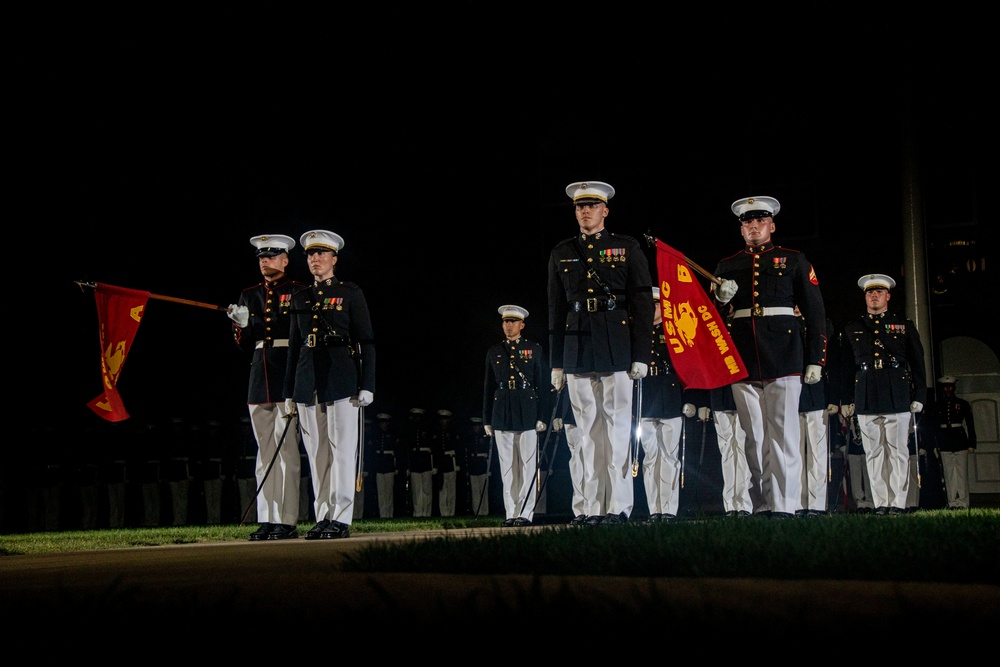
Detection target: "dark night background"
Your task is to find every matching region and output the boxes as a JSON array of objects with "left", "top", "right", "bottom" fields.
[{"left": 21, "top": 16, "right": 992, "bottom": 451}]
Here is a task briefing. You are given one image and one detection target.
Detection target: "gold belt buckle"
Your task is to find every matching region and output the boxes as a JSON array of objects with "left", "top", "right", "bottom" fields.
[
  {"left": 306, "top": 334, "right": 317, "bottom": 348},
  {"left": 586, "top": 298, "right": 599, "bottom": 312},
  {"left": 507, "top": 380, "right": 517, "bottom": 389},
  {"left": 752, "top": 304, "right": 764, "bottom": 318},
  {"left": 874, "top": 358, "right": 883, "bottom": 369}
]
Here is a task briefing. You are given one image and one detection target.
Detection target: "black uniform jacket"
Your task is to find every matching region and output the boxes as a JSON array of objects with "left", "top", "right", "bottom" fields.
[
  {"left": 930, "top": 396, "right": 977, "bottom": 452},
  {"left": 548, "top": 230, "right": 653, "bottom": 373},
  {"left": 483, "top": 336, "right": 550, "bottom": 431},
  {"left": 232, "top": 275, "right": 307, "bottom": 405},
  {"left": 372, "top": 428, "right": 398, "bottom": 474},
  {"left": 431, "top": 424, "right": 462, "bottom": 474},
  {"left": 640, "top": 323, "right": 686, "bottom": 419},
  {"left": 713, "top": 242, "right": 827, "bottom": 382},
  {"left": 465, "top": 430, "right": 492, "bottom": 476},
  {"left": 284, "top": 276, "right": 375, "bottom": 404},
  {"left": 840, "top": 311, "right": 927, "bottom": 415},
  {"left": 799, "top": 318, "right": 839, "bottom": 412}
]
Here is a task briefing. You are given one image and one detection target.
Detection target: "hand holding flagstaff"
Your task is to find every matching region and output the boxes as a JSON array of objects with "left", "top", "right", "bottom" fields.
[{"left": 643, "top": 231, "right": 723, "bottom": 286}]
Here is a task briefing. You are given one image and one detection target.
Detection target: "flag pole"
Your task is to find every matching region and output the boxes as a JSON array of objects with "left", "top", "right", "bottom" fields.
[
  {"left": 642, "top": 232, "right": 723, "bottom": 286},
  {"left": 75, "top": 280, "right": 226, "bottom": 311}
]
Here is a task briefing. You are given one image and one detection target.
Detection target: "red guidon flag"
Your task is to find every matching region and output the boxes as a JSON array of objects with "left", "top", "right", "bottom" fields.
[
  {"left": 655, "top": 240, "right": 748, "bottom": 389},
  {"left": 87, "top": 283, "right": 150, "bottom": 422}
]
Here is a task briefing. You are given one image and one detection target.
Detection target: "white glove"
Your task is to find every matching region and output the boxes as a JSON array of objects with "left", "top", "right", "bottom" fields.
[
  {"left": 715, "top": 280, "right": 738, "bottom": 304},
  {"left": 804, "top": 364, "right": 823, "bottom": 385},
  {"left": 909, "top": 401, "right": 923, "bottom": 413},
  {"left": 552, "top": 418, "right": 564, "bottom": 432},
  {"left": 483, "top": 425, "right": 493, "bottom": 437},
  {"left": 284, "top": 398, "right": 297, "bottom": 415},
  {"left": 682, "top": 403, "right": 696, "bottom": 418},
  {"left": 351, "top": 390, "right": 374, "bottom": 408},
  {"left": 697, "top": 407, "right": 711, "bottom": 421},
  {"left": 628, "top": 362, "right": 648, "bottom": 380},
  {"left": 841, "top": 403, "right": 855, "bottom": 418},
  {"left": 227, "top": 304, "right": 249, "bottom": 328},
  {"left": 551, "top": 369, "right": 565, "bottom": 392},
  {"left": 535, "top": 420, "right": 547, "bottom": 432},
  {"left": 825, "top": 404, "right": 839, "bottom": 415}
]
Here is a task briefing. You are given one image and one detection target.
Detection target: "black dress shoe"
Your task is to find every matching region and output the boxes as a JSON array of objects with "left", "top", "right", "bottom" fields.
[
  {"left": 502, "top": 518, "right": 515, "bottom": 527},
  {"left": 570, "top": 515, "right": 587, "bottom": 525},
  {"left": 645, "top": 513, "right": 661, "bottom": 524},
  {"left": 249, "top": 523, "right": 273, "bottom": 541},
  {"left": 770, "top": 512, "right": 794, "bottom": 520},
  {"left": 602, "top": 512, "right": 627, "bottom": 524},
  {"left": 660, "top": 513, "right": 676, "bottom": 522},
  {"left": 584, "top": 515, "right": 604, "bottom": 525},
  {"left": 267, "top": 524, "right": 298, "bottom": 540},
  {"left": 319, "top": 520, "right": 350, "bottom": 539},
  {"left": 305, "top": 519, "right": 331, "bottom": 540},
  {"left": 512, "top": 517, "right": 532, "bottom": 527},
  {"left": 874, "top": 507, "right": 889, "bottom": 516}
]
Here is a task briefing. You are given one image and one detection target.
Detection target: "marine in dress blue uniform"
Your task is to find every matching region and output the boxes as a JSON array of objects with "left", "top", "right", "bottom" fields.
[
  {"left": 372, "top": 413, "right": 399, "bottom": 518},
  {"left": 465, "top": 417, "right": 493, "bottom": 517},
  {"left": 712, "top": 196, "right": 828, "bottom": 518},
  {"left": 839, "top": 274, "right": 926, "bottom": 515},
  {"left": 283, "top": 230, "right": 376, "bottom": 539},
  {"left": 404, "top": 408, "right": 434, "bottom": 517},
  {"left": 548, "top": 181, "right": 654, "bottom": 524},
  {"left": 931, "top": 376, "right": 977, "bottom": 509},
  {"left": 796, "top": 315, "right": 840, "bottom": 516},
  {"left": 483, "top": 305, "right": 549, "bottom": 526},
  {"left": 431, "top": 409, "right": 462, "bottom": 517},
  {"left": 229, "top": 234, "right": 306, "bottom": 541},
  {"left": 639, "top": 287, "right": 696, "bottom": 522}
]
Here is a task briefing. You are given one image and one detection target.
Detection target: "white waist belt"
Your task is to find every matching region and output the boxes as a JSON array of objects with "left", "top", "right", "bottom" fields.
[
  {"left": 255, "top": 339, "right": 289, "bottom": 349},
  {"left": 733, "top": 307, "right": 796, "bottom": 318}
]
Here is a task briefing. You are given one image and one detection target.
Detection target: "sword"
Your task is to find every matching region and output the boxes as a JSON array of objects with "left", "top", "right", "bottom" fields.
[
  {"left": 680, "top": 414, "right": 687, "bottom": 489},
  {"left": 239, "top": 409, "right": 296, "bottom": 526},
  {"left": 355, "top": 342, "right": 365, "bottom": 494},
  {"left": 630, "top": 379, "right": 642, "bottom": 478}
]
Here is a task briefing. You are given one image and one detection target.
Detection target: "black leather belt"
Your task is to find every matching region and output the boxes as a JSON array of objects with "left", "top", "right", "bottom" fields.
[
  {"left": 568, "top": 298, "right": 617, "bottom": 312},
  {"left": 500, "top": 380, "right": 530, "bottom": 390},
  {"left": 306, "top": 333, "right": 350, "bottom": 348},
  {"left": 859, "top": 358, "right": 899, "bottom": 370}
]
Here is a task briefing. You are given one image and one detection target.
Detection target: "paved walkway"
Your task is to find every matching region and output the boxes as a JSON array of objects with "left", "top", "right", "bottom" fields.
[{"left": 2, "top": 527, "right": 997, "bottom": 643}]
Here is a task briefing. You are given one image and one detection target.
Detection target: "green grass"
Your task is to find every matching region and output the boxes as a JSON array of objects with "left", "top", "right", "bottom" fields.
[{"left": 4, "top": 510, "right": 997, "bottom": 585}]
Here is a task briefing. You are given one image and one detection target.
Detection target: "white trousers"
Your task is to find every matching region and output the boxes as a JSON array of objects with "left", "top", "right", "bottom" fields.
[
  {"left": 714, "top": 409, "right": 752, "bottom": 513},
  {"left": 639, "top": 417, "right": 682, "bottom": 516},
  {"left": 410, "top": 471, "right": 433, "bottom": 517},
  {"left": 298, "top": 397, "right": 360, "bottom": 525},
  {"left": 376, "top": 472, "right": 395, "bottom": 518},
  {"left": 847, "top": 453, "right": 875, "bottom": 510},
  {"left": 495, "top": 429, "right": 538, "bottom": 521},
  {"left": 469, "top": 473, "right": 489, "bottom": 516},
  {"left": 858, "top": 412, "right": 911, "bottom": 510},
  {"left": 799, "top": 409, "right": 829, "bottom": 512},
  {"left": 941, "top": 450, "right": 971, "bottom": 508},
  {"left": 563, "top": 423, "right": 591, "bottom": 517},
  {"left": 732, "top": 377, "right": 803, "bottom": 515},
  {"left": 568, "top": 371, "right": 635, "bottom": 518},
  {"left": 438, "top": 471, "right": 457, "bottom": 517},
  {"left": 249, "top": 402, "right": 301, "bottom": 525}
]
